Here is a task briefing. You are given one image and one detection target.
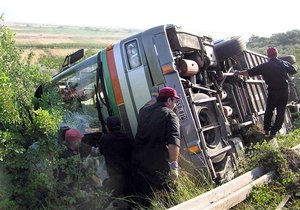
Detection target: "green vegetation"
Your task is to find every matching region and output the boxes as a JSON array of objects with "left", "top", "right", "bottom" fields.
[
  {"left": 9, "top": 23, "right": 138, "bottom": 50},
  {"left": 247, "top": 29, "right": 300, "bottom": 68},
  {"left": 0, "top": 16, "right": 61, "bottom": 208},
  {"left": 1, "top": 17, "right": 300, "bottom": 209},
  {"left": 149, "top": 157, "right": 214, "bottom": 209},
  {"left": 0, "top": 18, "right": 113, "bottom": 209},
  {"left": 232, "top": 130, "right": 300, "bottom": 210},
  {"left": 247, "top": 30, "right": 300, "bottom": 92},
  {"left": 149, "top": 127, "right": 300, "bottom": 210},
  {"left": 6, "top": 23, "right": 138, "bottom": 76},
  {"left": 247, "top": 30, "right": 300, "bottom": 55},
  {"left": 37, "top": 48, "right": 98, "bottom": 76}
]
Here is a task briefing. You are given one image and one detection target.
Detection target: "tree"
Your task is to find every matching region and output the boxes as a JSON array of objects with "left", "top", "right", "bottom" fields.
[
  {"left": 246, "top": 30, "right": 300, "bottom": 58},
  {"left": 247, "top": 30, "right": 300, "bottom": 100},
  {"left": 0, "top": 16, "right": 63, "bottom": 208}
]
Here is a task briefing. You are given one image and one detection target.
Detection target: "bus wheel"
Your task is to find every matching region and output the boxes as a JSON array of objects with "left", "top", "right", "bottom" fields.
[{"left": 214, "top": 37, "right": 246, "bottom": 61}]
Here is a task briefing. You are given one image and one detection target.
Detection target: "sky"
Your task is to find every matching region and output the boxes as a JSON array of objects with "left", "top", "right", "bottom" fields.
[{"left": 1, "top": 0, "right": 299, "bottom": 39}]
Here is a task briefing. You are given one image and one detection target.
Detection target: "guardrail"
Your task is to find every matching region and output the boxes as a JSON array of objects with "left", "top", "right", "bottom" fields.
[
  {"left": 168, "top": 167, "right": 273, "bottom": 210},
  {"left": 169, "top": 143, "right": 300, "bottom": 210}
]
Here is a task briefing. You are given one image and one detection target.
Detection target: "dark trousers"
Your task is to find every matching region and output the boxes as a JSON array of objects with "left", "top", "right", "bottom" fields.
[
  {"left": 129, "top": 172, "right": 154, "bottom": 208},
  {"left": 264, "top": 89, "right": 289, "bottom": 135},
  {"left": 129, "top": 172, "right": 173, "bottom": 209},
  {"left": 102, "top": 175, "right": 132, "bottom": 197}
]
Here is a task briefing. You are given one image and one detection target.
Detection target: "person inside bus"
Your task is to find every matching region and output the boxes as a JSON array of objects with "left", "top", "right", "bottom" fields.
[
  {"left": 234, "top": 47, "right": 297, "bottom": 139},
  {"left": 98, "top": 116, "right": 132, "bottom": 197},
  {"left": 61, "top": 82, "right": 84, "bottom": 112}
]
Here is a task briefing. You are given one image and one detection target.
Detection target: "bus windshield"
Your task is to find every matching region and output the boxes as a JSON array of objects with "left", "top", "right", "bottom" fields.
[{"left": 55, "top": 62, "right": 107, "bottom": 135}]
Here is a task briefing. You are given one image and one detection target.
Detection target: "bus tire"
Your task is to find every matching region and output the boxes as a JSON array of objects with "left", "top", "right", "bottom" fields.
[{"left": 214, "top": 37, "right": 246, "bottom": 61}]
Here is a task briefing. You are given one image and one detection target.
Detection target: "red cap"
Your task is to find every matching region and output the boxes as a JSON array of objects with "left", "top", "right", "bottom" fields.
[
  {"left": 65, "top": 128, "right": 83, "bottom": 142},
  {"left": 159, "top": 87, "right": 180, "bottom": 99},
  {"left": 267, "top": 47, "right": 278, "bottom": 58}
]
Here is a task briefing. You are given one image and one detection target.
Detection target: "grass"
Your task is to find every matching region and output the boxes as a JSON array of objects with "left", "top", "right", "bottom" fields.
[
  {"left": 140, "top": 156, "right": 214, "bottom": 209},
  {"left": 232, "top": 126, "right": 300, "bottom": 210},
  {"left": 277, "top": 128, "right": 300, "bottom": 148},
  {"left": 148, "top": 124, "right": 300, "bottom": 210}
]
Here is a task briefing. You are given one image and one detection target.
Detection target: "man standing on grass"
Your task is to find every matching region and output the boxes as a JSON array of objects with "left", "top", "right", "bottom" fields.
[
  {"left": 131, "top": 87, "right": 181, "bottom": 207},
  {"left": 235, "top": 47, "right": 297, "bottom": 138}
]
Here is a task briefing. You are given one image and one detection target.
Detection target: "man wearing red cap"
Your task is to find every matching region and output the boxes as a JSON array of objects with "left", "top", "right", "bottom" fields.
[
  {"left": 57, "top": 128, "right": 84, "bottom": 183},
  {"left": 234, "top": 47, "right": 297, "bottom": 138},
  {"left": 58, "top": 128, "right": 99, "bottom": 181},
  {"left": 61, "top": 128, "right": 84, "bottom": 157},
  {"left": 131, "top": 86, "right": 181, "bottom": 207}
]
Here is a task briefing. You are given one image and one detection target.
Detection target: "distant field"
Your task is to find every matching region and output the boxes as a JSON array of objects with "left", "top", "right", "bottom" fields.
[{"left": 6, "top": 23, "right": 139, "bottom": 63}]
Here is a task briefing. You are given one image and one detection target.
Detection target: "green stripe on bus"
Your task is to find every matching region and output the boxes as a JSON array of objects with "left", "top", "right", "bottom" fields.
[{"left": 100, "top": 50, "right": 118, "bottom": 116}]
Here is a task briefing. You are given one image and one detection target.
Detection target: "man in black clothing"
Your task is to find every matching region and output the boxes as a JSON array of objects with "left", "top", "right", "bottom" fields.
[
  {"left": 131, "top": 87, "right": 181, "bottom": 207},
  {"left": 99, "top": 116, "right": 132, "bottom": 197},
  {"left": 235, "top": 47, "right": 297, "bottom": 138}
]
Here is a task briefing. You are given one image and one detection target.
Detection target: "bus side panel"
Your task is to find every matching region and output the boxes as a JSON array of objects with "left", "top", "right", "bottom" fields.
[
  {"left": 119, "top": 36, "right": 152, "bottom": 118},
  {"left": 126, "top": 68, "right": 151, "bottom": 117},
  {"left": 141, "top": 26, "right": 166, "bottom": 86},
  {"left": 113, "top": 43, "right": 138, "bottom": 136},
  {"left": 107, "top": 49, "right": 124, "bottom": 105},
  {"left": 100, "top": 50, "right": 118, "bottom": 116},
  {"left": 145, "top": 27, "right": 205, "bottom": 162}
]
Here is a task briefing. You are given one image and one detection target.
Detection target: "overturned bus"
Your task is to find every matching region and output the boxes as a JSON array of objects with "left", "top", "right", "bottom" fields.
[{"left": 36, "top": 24, "right": 299, "bottom": 182}]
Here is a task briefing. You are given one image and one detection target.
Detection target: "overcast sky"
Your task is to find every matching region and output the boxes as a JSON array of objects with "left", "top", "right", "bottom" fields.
[{"left": 1, "top": 0, "right": 299, "bottom": 39}]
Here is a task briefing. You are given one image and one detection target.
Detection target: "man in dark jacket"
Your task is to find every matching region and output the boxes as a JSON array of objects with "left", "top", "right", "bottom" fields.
[
  {"left": 99, "top": 116, "right": 132, "bottom": 197},
  {"left": 131, "top": 87, "right": 181, "bottom": 207},
  {"left": 235, "top": 47, "right": 297, "bottom": 138}
]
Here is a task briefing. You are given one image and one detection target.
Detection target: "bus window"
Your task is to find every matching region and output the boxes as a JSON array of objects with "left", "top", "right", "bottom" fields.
[
  {"left": 57, "top": 63, "right": 108, "bottom": 135},
  {"left": 125, "top": 40, "right": 142, "bottom": 69}
]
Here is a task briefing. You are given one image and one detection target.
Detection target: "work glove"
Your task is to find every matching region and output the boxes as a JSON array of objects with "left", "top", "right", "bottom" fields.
[{"left": 168, "top": 161, "right": 179, "bottom": 180}]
